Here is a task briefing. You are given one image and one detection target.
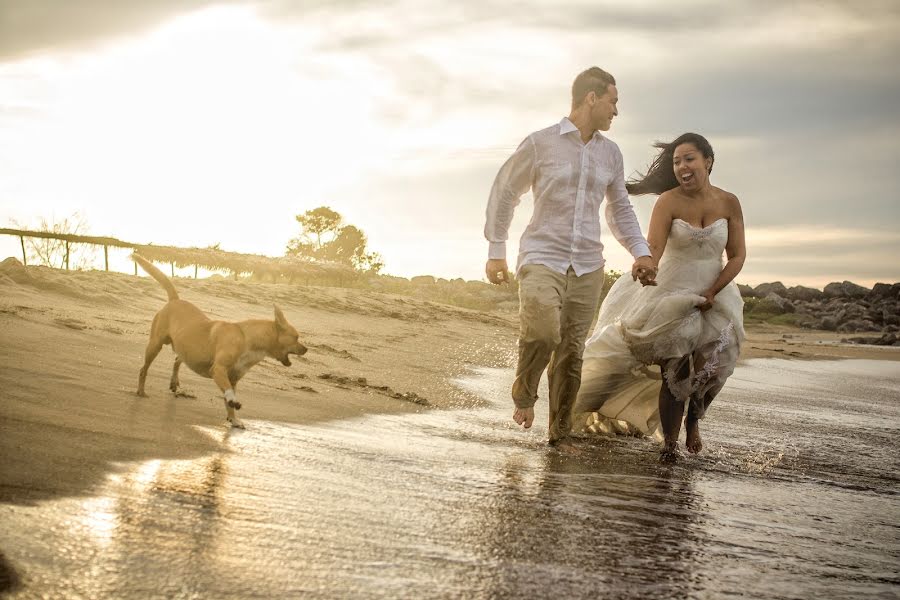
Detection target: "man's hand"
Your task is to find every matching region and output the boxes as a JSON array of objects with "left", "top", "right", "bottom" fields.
[
  {"left": 485, "top": 258, "right": 510, "bottom": 285},
  {"left": 631, "top": 255, "right": 658, "bottom": 286}
]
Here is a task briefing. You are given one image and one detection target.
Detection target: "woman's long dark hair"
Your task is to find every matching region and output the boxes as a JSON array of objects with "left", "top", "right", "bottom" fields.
[{"left": 626, "top": 133, "right": 715, "bottom": 196}]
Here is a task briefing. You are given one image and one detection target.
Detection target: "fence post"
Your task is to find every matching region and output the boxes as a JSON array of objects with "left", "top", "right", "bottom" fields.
[
  {"left": 171, "top": 262, "right": 175, "bottom": 277},
  {"left": 19, "top": 236, "right": 26, "bottom": 266},
  {"left": 65, "top": 241, "right": 70, "bottom": 270},
  {"left": 104, "top": 246, "right": 109, "bottom": 271},
  {"left": 194, "top": 264, "right": 198, "bottom": 279}
]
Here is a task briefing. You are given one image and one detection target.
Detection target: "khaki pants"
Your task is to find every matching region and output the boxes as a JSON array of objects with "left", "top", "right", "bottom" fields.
[{"left": 512, "top": 264, "right": 605, "bottom": 442}]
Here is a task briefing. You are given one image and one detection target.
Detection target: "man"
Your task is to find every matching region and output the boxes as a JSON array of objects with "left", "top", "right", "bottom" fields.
[{"left": 484, "top": 66, "right": 656, "bottom": 451}]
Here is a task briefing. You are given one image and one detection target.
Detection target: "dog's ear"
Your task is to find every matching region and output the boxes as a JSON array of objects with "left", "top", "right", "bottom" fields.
[{"left": 274, "top": 305, "right": 289, "bottom": 330}]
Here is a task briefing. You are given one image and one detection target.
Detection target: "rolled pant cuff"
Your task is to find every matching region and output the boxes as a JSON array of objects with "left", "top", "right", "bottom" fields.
[{"left": 513, "top": 398, "right": 536, "bottom": 409}]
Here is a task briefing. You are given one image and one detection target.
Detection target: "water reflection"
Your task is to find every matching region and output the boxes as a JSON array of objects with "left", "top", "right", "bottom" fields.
[
  {"left": 65, "top": 430, "right": 231, "bottom": 598},
  {"left": 3, "top": 360, "right": 898, "bottom": 599},
  {"left": 464, "top": 440, "right": 709, "bottom": 599}
]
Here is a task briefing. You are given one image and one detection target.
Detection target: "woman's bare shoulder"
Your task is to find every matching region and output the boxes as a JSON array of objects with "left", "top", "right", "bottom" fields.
[
  {"left": 713, "top": 186, "right": 741, "bottom": 212},
  {"left": 655, "top": 188, "right": 679, "bottom": 207}
]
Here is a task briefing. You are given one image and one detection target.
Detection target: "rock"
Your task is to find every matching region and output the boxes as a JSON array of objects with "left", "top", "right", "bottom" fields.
[
  {"left": 819, "top": 316, "right": 838, "bottom": 331},
  {"left": 869, "top": 282, "right": 900, "bottom": 300},
  {"left": 764, "top": 292, "right": 795, "bottom": 313},
  {"left": 870, "top": 283, "right": 893, "bottom": 298},
  {"left": 785, "top": 285, "right": 825, "bottom": 302},
  {"left": 879, "top": 333, "right": 898, "bottom": 345},
  {"left": 834, "top": 304, "right": 866, "bottom": 324},
  {"left": 754, "top": 281, "right": 788, "bottom": 297},
  {"left": 824, "top": 280, "right": 869, "bottom": 299},
  {"left": 747, "top": 293, "right": 794, "bottom": 315},
  {"left": 737, "top": 283, "right": 758, "bottom": 298},
  {"left": 410, "top": 275, "right": 436, "bottom": 285},
  {"left": 837, "top": 319, "right": 879, "bottom": 333}
]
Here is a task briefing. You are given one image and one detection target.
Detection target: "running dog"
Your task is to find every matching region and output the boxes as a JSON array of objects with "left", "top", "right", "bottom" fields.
[{"left": 133, "top": 253, "right": 307, "bottom": 428}]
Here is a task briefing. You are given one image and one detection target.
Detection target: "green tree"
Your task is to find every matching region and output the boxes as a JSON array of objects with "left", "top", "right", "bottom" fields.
[{"left": 286, "top": 207, "right": 383, "bottom": 274}]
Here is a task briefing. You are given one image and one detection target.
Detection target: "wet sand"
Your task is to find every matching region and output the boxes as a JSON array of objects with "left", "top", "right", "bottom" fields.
[
  {"left": 0, "top": 261, "right": 517, "bottom": 508},
  {"left": 1, "top": 262, "right": 898, "bottom": 597}
]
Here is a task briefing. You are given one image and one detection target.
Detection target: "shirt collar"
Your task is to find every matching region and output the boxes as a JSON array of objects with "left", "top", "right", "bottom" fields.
[{"left": 558, "top": 117, "right": 604, "bottom": 140}]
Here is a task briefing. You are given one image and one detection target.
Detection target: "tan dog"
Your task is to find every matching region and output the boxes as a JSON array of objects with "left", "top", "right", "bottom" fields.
[{"left": 133, "top": 254, "right": 307, "bottom": 428}]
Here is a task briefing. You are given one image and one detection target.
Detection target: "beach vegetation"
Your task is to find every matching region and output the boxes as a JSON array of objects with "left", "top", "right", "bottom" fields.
[
  {"left": 9, "top": 212, "right": 97, "bottom": 270},
  {"left": 286, "top": 207, "right": 384, "bottom": 274}
]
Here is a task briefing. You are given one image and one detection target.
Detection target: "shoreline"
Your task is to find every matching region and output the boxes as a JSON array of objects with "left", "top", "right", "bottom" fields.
[
  {"left": 1, "top": 262, "right": 895, "bottom": 506},
  {"left": 741, "top": 324, "right": 900, "bottom": 362},
  {"left": 0, "top": 263, "right": 519, "bottom": 505}
]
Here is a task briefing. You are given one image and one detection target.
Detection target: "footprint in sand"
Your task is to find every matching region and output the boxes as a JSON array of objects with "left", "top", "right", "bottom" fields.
[{"left": 54, "top": 317, "right": 87, "bottom": 330}]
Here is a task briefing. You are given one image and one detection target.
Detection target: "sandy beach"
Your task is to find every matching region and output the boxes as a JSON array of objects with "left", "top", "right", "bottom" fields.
[
  {"left": 0, "top": 260, "right": 520, "bottom": 504},
  {"left": 2, "top": 261, "right": 899, "bottom": 597},
  {"left": 1, "top": 260, "right": 895, "bottom": 506}
]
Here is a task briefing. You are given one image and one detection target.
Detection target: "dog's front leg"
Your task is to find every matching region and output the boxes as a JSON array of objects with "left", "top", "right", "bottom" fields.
[{"left": 212, "top": 363, "right": 244, "bottom": 429}]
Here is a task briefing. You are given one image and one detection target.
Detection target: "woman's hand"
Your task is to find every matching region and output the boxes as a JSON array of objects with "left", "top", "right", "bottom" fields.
[{"left": 698, "top": 290, "right": 716, "bottom": 312}]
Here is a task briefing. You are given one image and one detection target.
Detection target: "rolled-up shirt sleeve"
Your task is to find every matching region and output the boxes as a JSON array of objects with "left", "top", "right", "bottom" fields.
[
  {"left": 484, "top": 136, "right": 535, "bottom": 259},
  {"left": 604, "top": 148, "right": 651, "bottom": 259}
]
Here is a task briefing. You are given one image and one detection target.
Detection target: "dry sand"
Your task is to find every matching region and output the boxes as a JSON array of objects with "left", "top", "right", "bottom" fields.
[{"left": 1, "top": 260, "right": 896, "bottom": 505}]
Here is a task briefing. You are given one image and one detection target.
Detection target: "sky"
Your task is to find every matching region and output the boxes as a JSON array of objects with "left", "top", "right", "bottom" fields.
[{"left": 1, "top": 0, "right": 899, "bottom": 287}]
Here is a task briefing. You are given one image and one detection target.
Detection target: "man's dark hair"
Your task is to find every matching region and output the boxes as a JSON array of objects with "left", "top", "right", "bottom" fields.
[{"left": 571, "top": 67, "right": 616, "bottom": 109}]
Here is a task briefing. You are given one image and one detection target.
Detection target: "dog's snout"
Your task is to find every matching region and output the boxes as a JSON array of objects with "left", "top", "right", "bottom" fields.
[{"left": 296, "top": 344, "right": 308, "bottom": 356}]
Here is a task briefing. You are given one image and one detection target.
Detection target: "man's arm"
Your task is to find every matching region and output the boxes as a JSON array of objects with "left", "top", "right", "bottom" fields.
[
  {"left": 484, "top": 136, "right": 535, "bottom": 284},
  {"left": 604, "top": 147, "right": 655, "bottom": 284}
]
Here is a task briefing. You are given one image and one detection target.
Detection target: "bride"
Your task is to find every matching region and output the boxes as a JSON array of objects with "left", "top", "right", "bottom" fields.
[{"left": 573, "top": 133, "right": 746, "bottom": 457}]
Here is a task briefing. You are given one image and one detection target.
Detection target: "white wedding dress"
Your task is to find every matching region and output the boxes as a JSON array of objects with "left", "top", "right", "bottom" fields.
[{"left": 573, "top": 218, "right": 745, "bottom": 439}]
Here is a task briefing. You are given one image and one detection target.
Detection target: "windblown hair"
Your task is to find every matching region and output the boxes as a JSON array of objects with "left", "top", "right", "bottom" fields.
[
  {"left": 626, "top": 133, "right": 715, "bottom": 196},
  {"left": 571, "top": 67, "right": 616, "bottom": 109}
]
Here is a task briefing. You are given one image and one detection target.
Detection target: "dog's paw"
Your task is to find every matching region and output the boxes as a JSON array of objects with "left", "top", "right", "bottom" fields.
[{"left": 228, "top": 417, "right": 246, "bottom": 429}]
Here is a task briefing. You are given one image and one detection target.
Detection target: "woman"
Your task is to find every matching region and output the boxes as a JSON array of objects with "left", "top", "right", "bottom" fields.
[{"left": 573, "top": 133, "right": 746, "bottom": 457}]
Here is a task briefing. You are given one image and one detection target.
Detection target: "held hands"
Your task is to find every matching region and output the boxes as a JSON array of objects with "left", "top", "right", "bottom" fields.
[
  {"left": 698, "top": 290, "right": 716, "bottom": 311},
  {"left": 485, "top": 258, "right": 510, "bottom": 285},
  {"left": 631, "top": 255, "right": 658, "bottom": 286}
]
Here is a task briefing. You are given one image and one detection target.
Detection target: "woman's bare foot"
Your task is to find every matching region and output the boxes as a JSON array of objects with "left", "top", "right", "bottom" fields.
[
  {"left": 660, "top": 439, "right": 679, "bottom": 462},
  {"left": 513, "top": 407, "right": 534, "bottom": 429},
  {"left": 550, "top": 437, "right": 584, "bottom": 456},
  {"left": 685, "top": 419, "right": 703, "bottom": 454}
]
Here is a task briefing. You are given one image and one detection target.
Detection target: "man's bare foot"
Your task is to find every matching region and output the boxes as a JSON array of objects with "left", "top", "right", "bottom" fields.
[
  {"left": 513, "top": 407, "right": 534, "bottom": 429},
  {"left": 685, "top": 419, "right": 703, "bottom": 454}
]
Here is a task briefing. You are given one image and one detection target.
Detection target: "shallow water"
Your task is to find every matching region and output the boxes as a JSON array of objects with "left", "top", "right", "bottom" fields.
[{"left": 2, "top": 359, "right": 899, "bottom": 599}]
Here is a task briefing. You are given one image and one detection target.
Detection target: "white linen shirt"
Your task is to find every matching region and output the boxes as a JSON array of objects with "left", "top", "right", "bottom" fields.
[{"left": 484, "top": 117, "right": 650, "bottom": 276}]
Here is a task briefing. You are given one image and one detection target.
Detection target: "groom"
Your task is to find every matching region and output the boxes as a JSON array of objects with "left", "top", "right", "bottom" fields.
[{"left": 484, "top": 66, "right": 655, "bottom": 450}]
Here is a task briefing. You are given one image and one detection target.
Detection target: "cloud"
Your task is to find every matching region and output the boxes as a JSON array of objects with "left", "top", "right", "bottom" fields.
[
  {"left": 0, "top": 1, "right": 250, "bottom": 61},
  {"left": 1, "top": 0, "right": 898, "bottom": 286}
]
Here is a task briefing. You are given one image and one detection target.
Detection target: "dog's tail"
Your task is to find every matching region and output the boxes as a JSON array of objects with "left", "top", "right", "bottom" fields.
[{"left": 132, "top": 253, "right": 179, "bottom": 301}]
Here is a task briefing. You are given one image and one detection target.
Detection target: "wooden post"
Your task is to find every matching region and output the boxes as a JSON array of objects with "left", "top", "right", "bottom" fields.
[
  {"left": 65, "top": 241, "right": 70, "bottom": 270},
  {"left": 134, "top": 261, "right": 138, "bottom": 276},
  {"left": 171, "top": 262, "right": 175, "bottom": 277},
  {"left": 194, "top": 264, "right": 198, "bottom": 279},
  {"left": 19, "top": 236, "right": 26, "bottom": 266},
  {"left": 104, "top": 246, "right": 109, "bottom": 271}
]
